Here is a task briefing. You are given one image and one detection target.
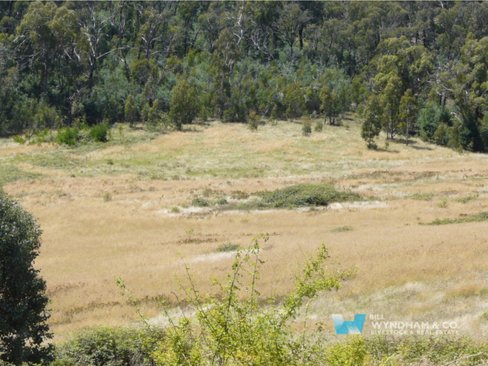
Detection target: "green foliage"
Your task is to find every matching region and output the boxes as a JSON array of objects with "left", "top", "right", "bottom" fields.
[
  {"left": 365, "top": 336, "right": 488, "bottom": 365},
  {"left": 326, "top": 337, "right": 368, "bottom": 366},
  {"left": 417, "top": 102, "right": 451, "bottom": 142},
  {"left": 320, "top": 68, "right": 352, "bottom": 125},
  {"left": 56, "top": 127, "right": 80, "bottom": 146},
  {"left": 283, "top": 82, "right": 305, "bottom": 119},
  {"left": 0, "top": 194, "right": 53, "bottom": 365},
  {"left": 150, "top": 237, "right": 349, "bottom": 366},
  {"left": 302, "top": 120, "right": 312, "bottom": 136},
  {"left": 433, "top": 123, "right": 450, "bottom": 146},
  {"left": 89, "top": 123, "right": 110, "bottom": 143},
  {"left": 427, "top": 211, "right": 488, "bottom": 225},
  {"left": 124, "top": 95, "right": 138, "bottom": 126},
  {"left": 361, "top": 96, "right": 382, "bottom": 149},
  {"left": 54, "top": 327, "right": 164, "bottom": 366},
  {"left": 169, "top": 78, "right": 200, "bottom": 130},
  {"left": 248, "top": 110, "right": 260, "bottom": 131},
  {"left": 216, "top": 243, "right": 241, "bottom": 252},
  {"left": 398, "top": 89, "right": 417, "bottom": 142},
  {"left": 191, "top": 197, "right": 210, "bottom": 207},
  {"left": 314, "top": 120, "right": 323, "bottom": 132},
  {"left": 1, "top": 2, "right": 488, "bottom": 152},
  {"left": 259, "top": 183, "right": 360, "bottom": 208}
]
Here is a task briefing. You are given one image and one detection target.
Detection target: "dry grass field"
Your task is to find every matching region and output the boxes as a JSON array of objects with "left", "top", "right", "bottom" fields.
[{"left": 2, "top": 116, "right": 488, "bottom": 341}]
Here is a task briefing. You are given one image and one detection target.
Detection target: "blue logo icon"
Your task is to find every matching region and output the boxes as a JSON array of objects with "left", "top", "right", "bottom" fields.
[{"left": 332, "top": 314, "right": 366, "bottom": 334}]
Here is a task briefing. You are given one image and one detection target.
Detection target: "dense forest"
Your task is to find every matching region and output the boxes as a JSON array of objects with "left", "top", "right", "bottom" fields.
[{"left": 1, "top": 1, "right": 488, "bottom": 151}]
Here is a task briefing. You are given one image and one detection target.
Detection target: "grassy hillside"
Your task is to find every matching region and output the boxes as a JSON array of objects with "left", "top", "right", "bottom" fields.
[{"left": 2, "top": 116, "right": 488, "bottom": 343}]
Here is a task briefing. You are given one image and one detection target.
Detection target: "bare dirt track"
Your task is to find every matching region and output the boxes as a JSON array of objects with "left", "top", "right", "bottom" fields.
[{"left": 2, "top": 118, "right": 488, "bottom": 340}]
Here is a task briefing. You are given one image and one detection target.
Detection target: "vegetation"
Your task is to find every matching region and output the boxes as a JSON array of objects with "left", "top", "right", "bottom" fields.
[
  {"left": 258, "top": 183, "right": 360, "bottom": 209},
  {"left": 427, "top": 211, "right": 488, "bottom": 225},
  {"left": 189, "top": 183, "right": 362, "bottom": 211},
  {"left": 50, "top": 240, "right": 488, "bottom": 366},
  {"left": 0, "top": 2, "right": 487, "bottom": 152},
  {"left": 0, "top": 194, "right": 53, "bottom": 365}
]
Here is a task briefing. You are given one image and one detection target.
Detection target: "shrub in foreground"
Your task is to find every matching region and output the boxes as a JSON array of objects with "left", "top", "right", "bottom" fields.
[
  {"left": 53, "top": 327, "right": 163, "bottom": 366},
  {"left": 149, "top": 237, "right": 349, "bottom": 365}
]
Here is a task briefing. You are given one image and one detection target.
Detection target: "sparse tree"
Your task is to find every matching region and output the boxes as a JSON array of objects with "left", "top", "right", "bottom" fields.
[
  {"left": 169, "top": 78, "right": 199, "bottom": 130},
  {"left": 361, "top": 96, "right": 382, "bottom": 149}
]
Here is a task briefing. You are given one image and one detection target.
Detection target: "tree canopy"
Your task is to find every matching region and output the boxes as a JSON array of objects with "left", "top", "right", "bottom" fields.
[{"left": 1, "top": 1, "right": 488, "bottom": 151}]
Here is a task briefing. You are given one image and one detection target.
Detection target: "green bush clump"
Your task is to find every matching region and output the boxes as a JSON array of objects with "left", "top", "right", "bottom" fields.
[
  {"left": 53, "top": 327, "right": 164, "bottom": 366},
  {"left": 56, "top": 127, "right": 80, "bottom": 146},
  {"left": 216, "top": 243, "right": 240, "bottom": 252},
  {"left": 302, "top": 120, "right": 312, "bottom": 136},
  {"left": 90, "top": 123, "right": 110, "bottom": 142},
  {"left": 259, "top": 183, "right": 360, "bottom": 208},
  {"left": 191, "top": 197, "right": 210, "bottom": 207},
  {"left": 326, "top": 336, "right": 367, "bottom": 366}
]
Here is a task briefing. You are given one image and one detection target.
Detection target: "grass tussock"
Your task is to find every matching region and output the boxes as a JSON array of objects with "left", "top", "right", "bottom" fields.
[
  {"left": 410, "top": 192, "right": 434, "bottom": 201},
  {"left": 427, "top": 212, "right": 488, "bottom": 225},
  {"left": 330, "top": 225, "right": 354, "bottom": 233},
  {"left": 216, "top": 243, "right": 240, "bottom": 252}
]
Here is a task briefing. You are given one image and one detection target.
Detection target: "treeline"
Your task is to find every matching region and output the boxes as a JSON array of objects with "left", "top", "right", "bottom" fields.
[{"left": 0, "top": 1, "right": 488, "bottom": 151}]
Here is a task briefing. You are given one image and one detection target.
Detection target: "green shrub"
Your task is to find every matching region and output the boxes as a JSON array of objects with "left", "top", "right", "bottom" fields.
[
  {"left": 259, "top": 183, "right": 360, "bottom": 208},
  {"left": 31, "top": 128, "right": 55, "bottom": 144},
  {"left": 216, "top": 243, "right": 240, "bottom": 252},
  {"left": 248, "top": 110, "right": 259, "bottom": 131},
  {"left": 12, "top": 135, "right": 26, "bottom": 144},
  {"left": 326, "top": 336, "right": 368, "bottom": 366},
  {"left": 283, "top": 82, "right": 305, "bottom": 119},
  {"left": 90, "top": 123, "right": 110, "bottom": 142},
  {"left": 54, "top": 327, "right": 164, "bottom": 366},
  {"left": 56, "top": 127, "right": 80, "bottom": 146},
  {"left": 191, "top": 197, "right": 210, "bottom": 207},
  {"left": 150, "top": 237, "right": 349, "bottom": 366},
  {"left": 169, "top": 78, "right": 200, "bottom": 130},
  {"left": 418, "top": 103, "right": 451, "bottom": 142},
  {"left": 314, "top": 120, "right": 323, "bottom": 132},
  {"left": 302, "top": 120, "right": 312, "bottom": 136}
]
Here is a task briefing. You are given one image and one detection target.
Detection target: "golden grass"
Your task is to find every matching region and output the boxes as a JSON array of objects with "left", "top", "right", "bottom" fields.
[{"left": 2, "top": 117, "right": 488, "bottom": 340}]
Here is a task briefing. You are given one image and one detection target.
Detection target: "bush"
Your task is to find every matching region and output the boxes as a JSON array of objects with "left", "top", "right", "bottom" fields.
[
  {"left": 33, "top": 100, "right": 62, "bottom": 130},
  {"left": 314, "top": 120, "right": 323, "bottom": 132},
  {"left": 191, "top": 197, "right": 210, "bottom": 207},
  {"left": 54, "top": 327, "right": 164, "bottom": 366},
  {"left": 302, "top": 120, "right": 312, "bottom": 136},
  {"left": 169, "top": 78, "right": 200, "bottom": 130},
  {"left": 326, "top": 337, "right": 368, "bottom": 366},
  {"left": 248, "top": 110, "right": 259, "bottom": 131},
  {"left": 90, "top": 123, "right": 110, "bottom": 143},
  {"left": 56, "top": 127, "right": 80, "bottom": 146},
  {"left": 150, "top": 238, "right": 349, "bottom": 366},
  {"left": 418, "top": 102, "right": 451, "bottom": 142},
  {"left": 259, "top": 183, "right": 361, "bottom": 208},
  {"left": 283, "top": 82, "right": 305, "bottom": 119},
  {"left": 433, "top": 123, "right": 449, "bottom": 146}
]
